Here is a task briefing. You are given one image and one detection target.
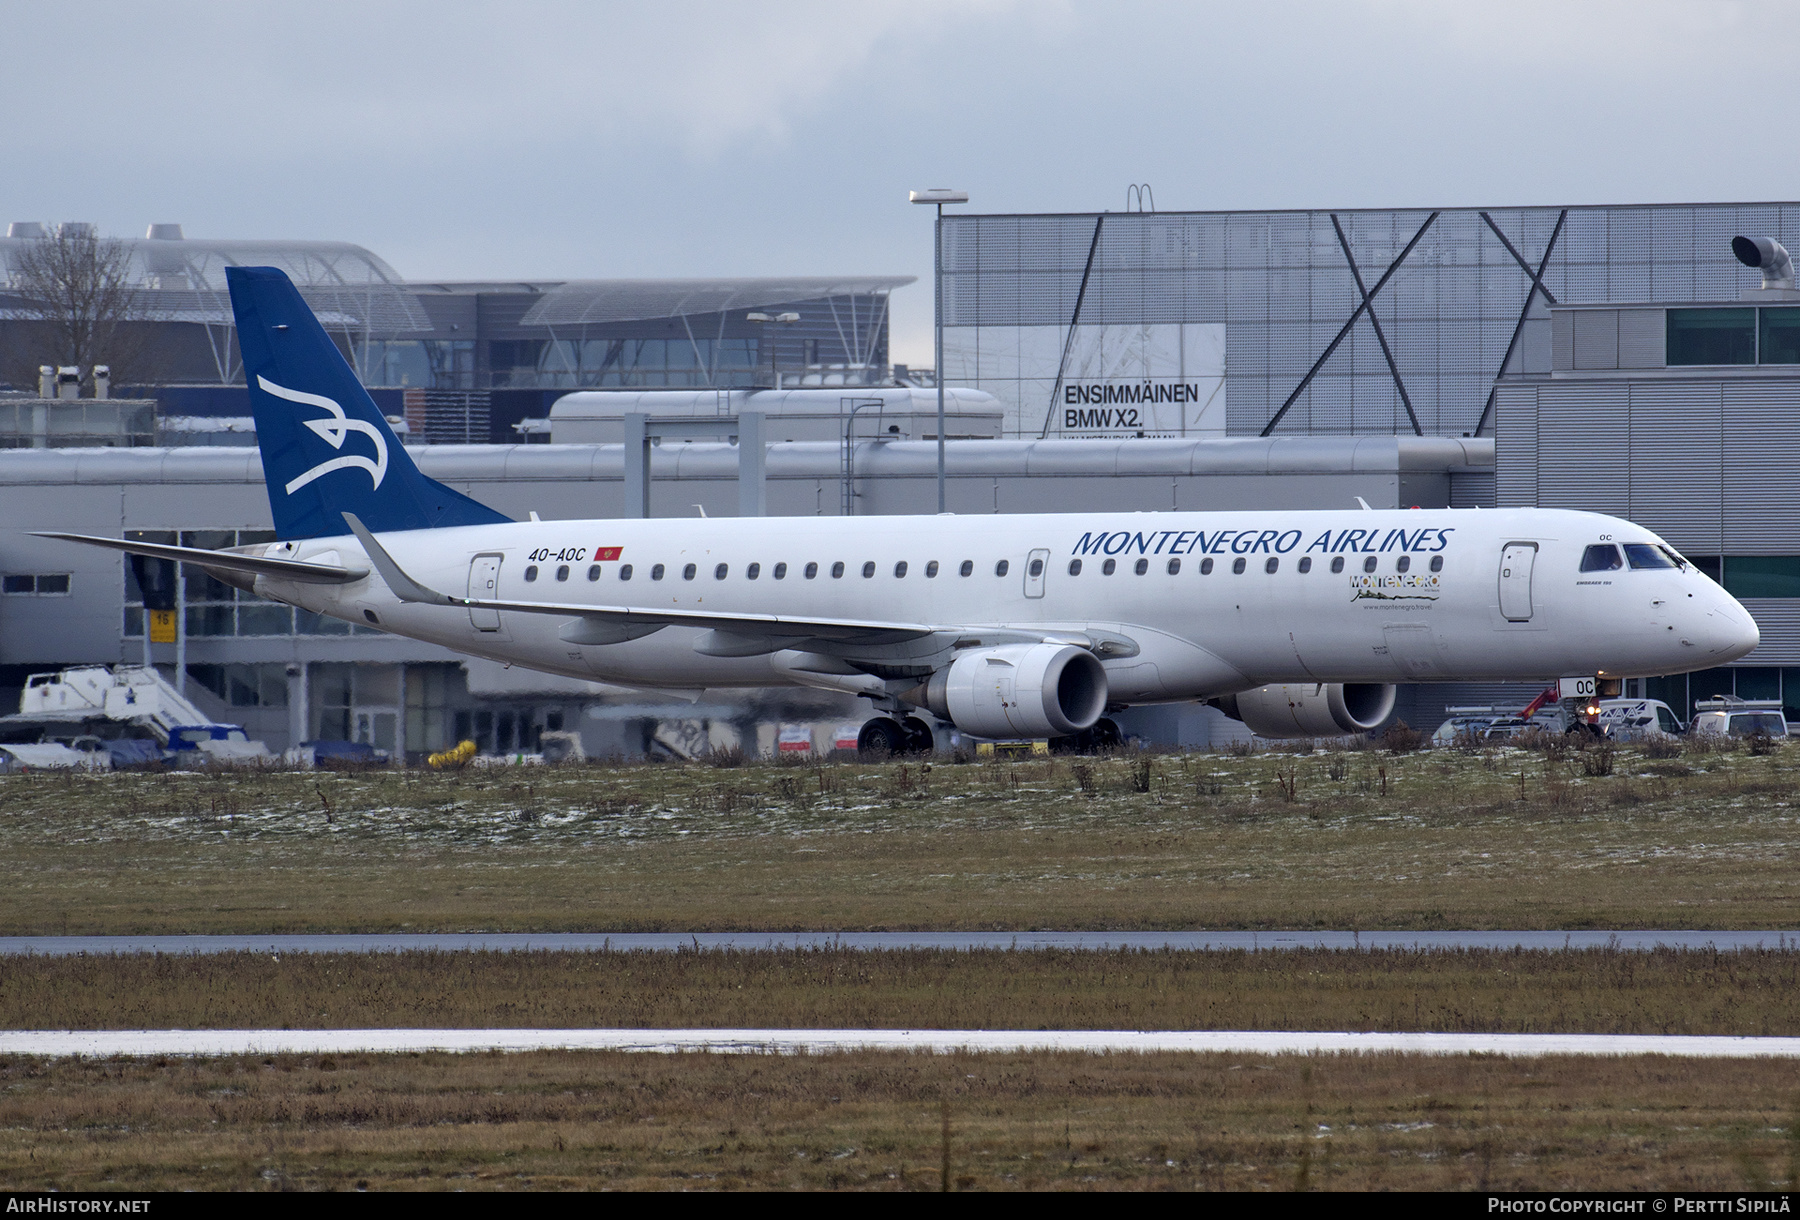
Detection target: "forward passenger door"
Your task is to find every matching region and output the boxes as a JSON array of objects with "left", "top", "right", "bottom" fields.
[{"left": 1498, "top": 543, "right": 1537, "bottom": 622}]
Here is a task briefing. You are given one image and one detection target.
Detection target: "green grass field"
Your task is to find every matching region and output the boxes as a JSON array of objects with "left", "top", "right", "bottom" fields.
[{"left": 0, "top": 740, "right": 1794, "bottom": 933}]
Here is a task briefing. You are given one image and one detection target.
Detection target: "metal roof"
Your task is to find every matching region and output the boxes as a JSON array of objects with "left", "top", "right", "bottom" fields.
[
  {"left": 0, "top": 235, "right": 432, "bottom": 334},
  {"left": 520, "top": 276, "right": 915, "bottom": 327}
]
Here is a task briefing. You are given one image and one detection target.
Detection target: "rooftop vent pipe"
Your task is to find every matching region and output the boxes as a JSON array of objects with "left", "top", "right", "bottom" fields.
[
  {"left": 145, "top": 223, "right": 183, "bottom": 240},
  {"left": 6, "top": 222, "right": 44, "bottom": 239},
  {"left": 1733, "top": 235, "right": 1795, "bottom": 289}
]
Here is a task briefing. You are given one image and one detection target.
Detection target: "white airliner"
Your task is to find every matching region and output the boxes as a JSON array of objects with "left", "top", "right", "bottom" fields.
[{"left": 40, "top": 268, "right": 1761, "bottom": 752}]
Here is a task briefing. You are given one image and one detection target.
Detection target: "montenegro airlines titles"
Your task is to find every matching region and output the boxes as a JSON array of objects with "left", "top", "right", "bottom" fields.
[{"left": 39, "top": 266, "right": 1761, "bottom": 752}]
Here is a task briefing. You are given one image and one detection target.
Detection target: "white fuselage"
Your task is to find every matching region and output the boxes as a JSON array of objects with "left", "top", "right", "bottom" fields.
[{"left": 251, "top": 507, "right": 1760, "bottom": 703}]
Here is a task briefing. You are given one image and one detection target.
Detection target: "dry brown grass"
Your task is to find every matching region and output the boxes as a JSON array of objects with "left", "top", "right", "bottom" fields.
[
  {"left": 2, "top": 947, "right": 1797, "bottom": 1035},
  {"left": 0, "top": 1049, "right": 1797, "bottom": 1191},
  {"left": 0, "top": 744, "right": 1798, "bottom": 933}
]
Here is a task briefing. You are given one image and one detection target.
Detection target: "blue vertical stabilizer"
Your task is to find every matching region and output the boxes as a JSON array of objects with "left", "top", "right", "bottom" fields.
[{"left": 226, "top": 265, "right": 511, "bottom": 540}]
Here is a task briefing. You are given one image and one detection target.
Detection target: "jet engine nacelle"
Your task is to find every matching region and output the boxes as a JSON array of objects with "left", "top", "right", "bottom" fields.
[
  {"left": 1213, "top": 682, "right": 1397, "bottom": 739},
  {"left": 909, "top": 643, "right": 1108, "bottom": 739}
]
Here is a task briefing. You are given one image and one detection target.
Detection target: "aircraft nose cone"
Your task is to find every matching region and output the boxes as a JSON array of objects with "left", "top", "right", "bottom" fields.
[{"left": 1701, "top": 597, "right": 1760, "bottom": 662}]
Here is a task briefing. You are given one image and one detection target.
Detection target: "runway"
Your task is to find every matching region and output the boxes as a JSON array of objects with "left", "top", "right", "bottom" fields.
[
  {"left": 0, "top": 930, "right": 1795, "bottom": 955},
  {"left": 5, "top": 1028, "right": 1800, "bottom": 1059}
]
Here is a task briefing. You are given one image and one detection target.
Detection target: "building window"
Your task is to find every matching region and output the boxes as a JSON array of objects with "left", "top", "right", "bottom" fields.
[
  {"left": 2, "top": 574, "right": 69, "bottom": 595},
  {"left": 1761, "top": 308, "right": 1800, "bottom": 364},
  {"left": 1667, "top": 308, "right": 1755, "bottom": 365},
  {"left": 1721, "top": 556, "right": 1800, "bottom": 598}
]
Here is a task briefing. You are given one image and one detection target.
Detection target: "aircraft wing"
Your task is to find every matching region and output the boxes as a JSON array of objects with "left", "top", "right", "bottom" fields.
[
  {"left": 342, "top": 513, "right": 1089, "bottom": 650},
  {"left": 31, "top": 531, "right": 371, "bottom": 585}
]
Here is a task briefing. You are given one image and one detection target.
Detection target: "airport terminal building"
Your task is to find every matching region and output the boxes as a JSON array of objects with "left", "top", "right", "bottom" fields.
[{"left": 3, "top": 202, "right": 1799, "bottom": 755}]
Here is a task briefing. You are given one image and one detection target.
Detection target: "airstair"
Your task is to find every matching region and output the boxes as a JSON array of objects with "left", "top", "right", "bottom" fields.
[{"left": 18, "top": 665, "right": 213, "bottom": 746}]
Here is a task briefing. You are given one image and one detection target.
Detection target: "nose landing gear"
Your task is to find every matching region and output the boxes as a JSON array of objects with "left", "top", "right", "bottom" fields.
[{"left": 856, "top": 715, "right": 936, "bottom": 758}]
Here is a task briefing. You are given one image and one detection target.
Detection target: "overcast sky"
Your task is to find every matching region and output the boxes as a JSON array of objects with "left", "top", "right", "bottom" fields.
[{"left": 5, "top": 0, "right": 1796, "bottom": 364}]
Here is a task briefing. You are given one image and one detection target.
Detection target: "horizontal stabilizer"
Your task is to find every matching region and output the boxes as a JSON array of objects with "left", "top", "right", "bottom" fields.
[{"left": 32, "top": 532, "right": 369, "bottom": 585}]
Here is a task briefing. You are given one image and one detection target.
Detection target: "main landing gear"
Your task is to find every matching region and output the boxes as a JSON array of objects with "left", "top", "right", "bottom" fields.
[
  {"left": 856, "top": 715, "right": 935, "bottom": 758},
  {"left": 1051, "top": 717, "right": 1123, "bottom": 754}
]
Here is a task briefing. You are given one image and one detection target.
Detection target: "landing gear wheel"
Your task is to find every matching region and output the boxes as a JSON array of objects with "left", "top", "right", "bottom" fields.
[
  {"left": 1090, "top": 717, "right": 1123, "bottom": 752},
  {"left": 900, "top": 716, "right": 936, "bottom": 755},
  {"left": 857, "top": 717, "right": 905, "bottom": 758}
]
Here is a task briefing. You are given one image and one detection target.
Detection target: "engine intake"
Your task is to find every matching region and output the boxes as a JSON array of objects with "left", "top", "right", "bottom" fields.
[
  {"left": 908, "top": 643, "right": 1108, "bottom": 739},
  {"left": 1213, "top": 683, "right": 1396, "bottom": 739}
]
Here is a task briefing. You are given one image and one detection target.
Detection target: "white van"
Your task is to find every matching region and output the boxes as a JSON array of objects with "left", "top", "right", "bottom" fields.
[
  {"left": 1689, "top": 697, "right": 1788, "bottom": 740},
  {"left": 1597, "top": 698, "right": 1684, "bottom": 741}
]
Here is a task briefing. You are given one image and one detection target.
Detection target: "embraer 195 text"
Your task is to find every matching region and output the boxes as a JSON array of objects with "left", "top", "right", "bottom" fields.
[{"left": 41, "top": 268, "right": 1761, "bottom": 752}]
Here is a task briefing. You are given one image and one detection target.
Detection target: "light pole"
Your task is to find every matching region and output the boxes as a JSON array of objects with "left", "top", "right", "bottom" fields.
[{"left": 910, "top": 188, "right": 968, "bottom": 513}]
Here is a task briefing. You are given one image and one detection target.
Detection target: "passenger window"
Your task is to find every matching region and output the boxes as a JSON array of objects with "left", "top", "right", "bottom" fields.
[
  {"left": 683, "top": 564, "right": 697, "bottom": 580},
  {"left": 1331, "top": 556, "right": 1345, "bottom": 574},
  {"left": 959, "top": 560, "right": 973, "bottom": 577},
  {"left": 1624, "top": 543, "right": 1676, "bottom": 570},
  {"left": 1429, "top": 555, "right": 1443, "bottom": 573},
  {"left": 1363, "top": 556, "right": 1377, "bottom": 574},
  {"left": 1232, "top": 558, "right": 1246, "bottom": 574},
  {"left": 1581, "top": 544, "right": 1624, "bottom": 572},
  {"left": 1167, "top": 558, "right": 1180, "bottom": 575},
  {"left": 715, "top": 563, "right": 728, "bottom": 580},
  {"left": 925, "top": 560, "right": 939, "bottom": 578},
  {"left": 831, "top": 562, "right": 845, "bottom": 578},
  {"left": 1298, "top": 556, "right": 1311, "bottom": 573},
  {"left": 1395, "top": 555, "right": 1410, "bottom": 573},
  {"left": 895, "top": 561, "right": 908, "bottom": 578},
  {"left": 1102, "top": 558, "right": 1116, "bottom": 575},
  {"left": 587, "top": 564, "right": 602, "bottom": 581},
  {"left": 773, "top": 562, "right": 787, "bottom": 579},
  {"left": 651, "top": 563, "right": 665, "bottom": 580},
  {"left": 1028, "top": 558, "right": 1043, "bottom": 577},
  {"left": 1134, "top": 558, "right": 1148, "bottom": 575},
  {"left": 804, "top": 562, "right": 818, "bottom": 579},
  {"left": 1069, "top": 559, "right": 1083, "bottom": 575},
  {"left": 1264, "top": 557, "right": 1278, "bottom": 574},
  {"left": 619, "top": 564, "right": 633, "bottom": 581},
  {"left": 862, "top": 561, "right": 876, "bottom": 578},
  {"left": 524, "top": 565, "right": 539, "bottom": 582},
  {"left": 1200, "top": 557, "right": 1214, "bottom": 575},
  {"left": 995, "top": 560, "right": 1009, "bottom": 577},
  {"left": 746, "top": 563, "right": 760, "bottom": 580},
  {"left": 555, "top": 565, "right": 570, "bottom": 581}
]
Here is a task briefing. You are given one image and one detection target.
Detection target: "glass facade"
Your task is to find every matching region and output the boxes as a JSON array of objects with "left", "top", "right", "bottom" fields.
[{"left": 943, "top": 203, "right": 1800, "bottom": 437}]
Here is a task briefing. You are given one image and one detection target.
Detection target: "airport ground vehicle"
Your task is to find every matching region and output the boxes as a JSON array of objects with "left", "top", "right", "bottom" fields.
[
  {"left": 1430, "top": 706, "right": 1500, "bottom": 745},
  {"left": 1597, "top": 697, "right": 1685, "bottom": 741},
  {"left": 1688, "top": 697, "right": 1789, "bottom": 739},
  {"left": 37, "top": 268, "right": 1763, "bottom": 754}
]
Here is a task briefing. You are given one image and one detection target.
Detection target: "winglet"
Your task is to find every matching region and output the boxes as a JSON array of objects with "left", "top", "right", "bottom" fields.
[
  {"left": 1355, "top": 496, "right": 1373, "bottom": 511},
  {"left": 342, "top": 512, "right": 459, "bottom": 606}
]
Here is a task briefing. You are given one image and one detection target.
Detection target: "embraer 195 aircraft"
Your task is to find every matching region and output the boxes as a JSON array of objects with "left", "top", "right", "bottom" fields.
[{"left": 41, "top": 268, "right": 1761, "bottom": 752}]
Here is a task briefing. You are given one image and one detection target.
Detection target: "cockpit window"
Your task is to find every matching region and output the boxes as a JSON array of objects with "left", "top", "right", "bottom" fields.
[
  {"left": 1624, "top": 543, "right": 1676, "bottom": 570},
  {"left": 1657, "top": 545, "right": 1689, "bottom": 569},
  {"left": 1580, "top": 544, "right": 1623, "bottom": 572}
]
